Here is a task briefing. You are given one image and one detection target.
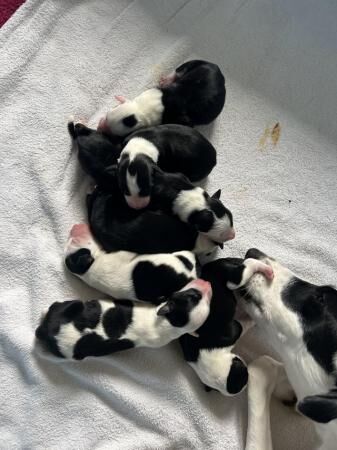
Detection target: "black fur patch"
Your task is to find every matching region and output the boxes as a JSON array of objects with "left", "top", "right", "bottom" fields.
[
  {"left": 103, "top": 301, "right": 133, "bottom": 339},
  {"left": 179, "top": 334, "right": 200, "bottom": 362},
  {"left": 73, "top": 300, "right": 101, "bottom": 331},
  {"left": 132, "top": 261, "right": 193, "bottom": 303},
  {"left": 35, "top": 300, "right": 85, "bottom": 358},
  {"left": 298, "top": 390, "right": 337, "bottom": 423},
  {"left": 226, "top": 357, "right": 248, "bottom": 394},
  {"left": 73, "top": 334, "right": 134, "bottom": 360},
  {"left": 161, "top": 60, "right": 226, "bottom": 126},
  {"left": 176, "top": 255, "right": 194, "bottom": 271},
  {"left": 282, "top": 280, "right": 337, "bottom": 374},
  {"left": 122, "top": 114, "right": 138, "bottom": 128},
  {"left": 188, "top": 210, "right": 214, "bottom": 232},
  {"left": 65, "top": 249, "right": 94, "bottom": 275},
  {"left": 163, "top": 288, "right": 202, "bottom": 328}
]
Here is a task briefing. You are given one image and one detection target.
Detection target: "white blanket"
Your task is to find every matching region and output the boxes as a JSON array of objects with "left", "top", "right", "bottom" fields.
[{"left": 1, "top": 0, "right": 336, "bottom": 448}]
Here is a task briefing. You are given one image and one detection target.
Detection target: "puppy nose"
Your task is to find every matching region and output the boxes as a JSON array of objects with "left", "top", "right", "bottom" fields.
[
  {"left": 225, "top": 228, "right": 236, "bottom": 241},
  {"left": 70, "top": 224, "right": 90, "bottom": 239},
  {"left": 192, "top": 279, "right": 212, "bottom": 298},
  {"left": 125, "top": 195, "right": 150, "bottom": 210},
  {"left": 245, "top": 248, "right": 267, "bottom": 260},
  {"left": 97, "top": 117, "right": 110, "bottom": 133}
]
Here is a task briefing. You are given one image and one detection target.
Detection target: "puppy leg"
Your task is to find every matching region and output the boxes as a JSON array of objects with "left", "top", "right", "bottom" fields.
[{"left": 246, "top": 356, "right": 282, "bottom": 450}]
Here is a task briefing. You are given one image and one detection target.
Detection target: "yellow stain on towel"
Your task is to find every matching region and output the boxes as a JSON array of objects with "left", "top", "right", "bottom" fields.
[{"left": 258, "top": 122, "right": 281, "bottom": 151}]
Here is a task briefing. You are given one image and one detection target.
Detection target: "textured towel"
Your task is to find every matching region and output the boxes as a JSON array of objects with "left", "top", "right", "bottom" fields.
[{"left": 1, "top": 0, "right": 336, "bottom": 449}]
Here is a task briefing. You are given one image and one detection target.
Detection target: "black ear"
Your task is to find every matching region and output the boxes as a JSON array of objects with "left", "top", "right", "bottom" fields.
[
  {"left": 157, "top": 301, "right": 173, "bottom": 316},
  {"left": 297, "top": 390, "right": 337, "bottom": 423},
  {"left": 212, "top": 189, "right": 221, "bottom": 199},
  {"left": 62, "top": 300, "right": 84, "bottom": 319},
  {"left": 189, "top": 210, "right": 214, "bottom": 232},
  {"left": 122, "top": 114, "right": 138, "bottom": 128},
  {"left": 65, "top": 249, "right": 94, "bottom": 275}
]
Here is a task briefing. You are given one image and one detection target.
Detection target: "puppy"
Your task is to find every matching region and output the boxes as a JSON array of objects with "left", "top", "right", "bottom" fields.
[
  {"left": 87, "top": 187, "right": 217, "bottom": 255},
  {"left": 68, "top": 121, "right": 122, "bottom": 188},
  {"left": 65, "top": 224, "right": 197, "bottom": 303},
  {"left": 236, "top": 248, "right": 337, "bottom": 450},
  {"left": 98, "top": 60, "right": 226, "bottom": 136},
  {"left": 152, "top": 168, "right": 235, "bottom": 244},
  {"left": 118, "top": 124, "right": 216, "bottom": 209},
  {"left": 35, "top": 279, "right": 212, "bottom": 360},
  {"left": 180, "top": 258, "right": 274, "bottom": 396}
]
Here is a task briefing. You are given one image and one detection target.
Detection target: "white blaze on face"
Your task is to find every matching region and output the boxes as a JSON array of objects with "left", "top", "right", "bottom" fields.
[
  {"left": 121, "top": 137, "right": 160, "bottom": 164},
  {"left": 203, "top": 214, "right": 233, "bottom": 243}
]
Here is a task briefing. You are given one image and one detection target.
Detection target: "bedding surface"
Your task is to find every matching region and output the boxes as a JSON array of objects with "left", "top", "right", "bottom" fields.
[{"left": 1, "top": 1, "right": 336, "bottom": 449}]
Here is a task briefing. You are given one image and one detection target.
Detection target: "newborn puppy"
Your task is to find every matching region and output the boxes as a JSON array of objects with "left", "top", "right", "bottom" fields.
[
  {"left": 180, "top": 258, "right": 274, "bottom": 396},
  {"left": 87, "top": 187, "right": 217, "bottom": 255},
  {"left": 68, "top": 120, "right": 122, "bottom": 188},
  {"left": 65, "top": 224, "right": 197, "bottom": 303},
  {"left": 35, "top": 279, "right": 212, "bottom": 360},
  {"left": 119, "top": 124, "right": 217, "bottom": 209},
  {"left": 98, "top": 60, "right": 226, "bottom": 136},
  {"left": 152, "top": 168, "right": 235, "bottom": 245}
]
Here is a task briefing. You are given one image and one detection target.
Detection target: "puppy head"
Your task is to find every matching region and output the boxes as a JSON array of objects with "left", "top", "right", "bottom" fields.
[
  {"left": 189, "top": 190, "right": 235, "bottom": 244},
  {"left": 157, "top": 279, "right": 212, "bottom": 330},
  {"left": 236, "top": 248, "right": 337, "bottom": 375},
  {"left": 101, "top": 99, "right": 140, "bottom": 137},
  {"left": 35, "top": 300, "right": 84, "bottom": 358},
  {"left": 64, "top": 224, "right": 100, "bottom": 275},
  {"left": 118, "top": 153, "right": 153, "bottom": 209}
]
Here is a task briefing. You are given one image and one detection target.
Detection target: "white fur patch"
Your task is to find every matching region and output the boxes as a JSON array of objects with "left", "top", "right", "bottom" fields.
[
  {"left": 189, "top": 347, "right": 239, "bottom": 396},
  {"left": 172, "top": 187, "right": 206, "bottom": 222},
  {"left": 57, "top": 323, "right": 82, "bottom": 359},
  {"left": 121, "top": 137, "right": 159, "bottom": 163},
  {"left": 106, "top": 88, "right": 164, "bottom": 136}
]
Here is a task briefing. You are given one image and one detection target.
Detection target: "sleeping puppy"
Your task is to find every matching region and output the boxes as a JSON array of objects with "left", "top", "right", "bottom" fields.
[
  {"left": 98, "top": 60, "right": 226, "bottom": 136},
  {"left": 87, "top": 187, "right": 217, "bottom": 255},
  {"left": 180, "top": 258, "right": 274, "bottom": 396},
  {"left": 235, "top": 248, "right": 337, "bottom": 450},
  {"left": 68, "top": 121, "right": 122, "bottom": 188},
  {"left": 35, "top": 278, "right": 212, "bottom": 360},
  {"left": 65, "top": 224, "right": 197, "bottom": 303},
  {"left": 152, "top": 168, "right": 235, "bottom": 245},
  {"left": 119, "top": 124, "right": 216, "bottom": 209}
]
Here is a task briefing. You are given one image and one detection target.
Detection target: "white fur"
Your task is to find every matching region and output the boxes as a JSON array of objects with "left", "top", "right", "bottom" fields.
[
  {"left": 237, "top": 255, "right": 337, "bottom": 450},
  {"left": 189, "top": 347, "right": 243, "bottom": 396},
  {"left": 245, "top": 356, "right": 285, "bottom": 450},
  {"left": 65, "top": 228, "right": 196, "bottom": 301},
  {"left": 106, "top": 88, "right": 164, "bottom": 136},
  {"left": 172, "top": 188, "right": 233, "bottom": 242},
  {"left": 56, "top": 280, "right": 211, "bottom": 358},
  {"left": 172, "top": 187, "right": 207, "bottom": 222},
  {"left": 121, "top": 137, "right": 159, "bottom": 163},
  {"left": 192, "top": 234, "right": 217, "bottom": 254}
]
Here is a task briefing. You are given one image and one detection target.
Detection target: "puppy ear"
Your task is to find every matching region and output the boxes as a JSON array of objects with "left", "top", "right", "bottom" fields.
[
  {"left": 297, "top": 390, "right": 337, "bottom": 423},
  {"left": 212, "top": 189, "right": 221, "bottom": 199},
  {"left": 157, "top": 301, "right": 173, "bottom": 316},
  {"left": 189, "top": 210, "right": 213, "bottom": 232}
]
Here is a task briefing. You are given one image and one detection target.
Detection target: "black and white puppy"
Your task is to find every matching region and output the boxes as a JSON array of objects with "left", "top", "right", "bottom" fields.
[
  {"left": 118, "top": 124, "right": 216, "bottom": 209},
  {"left": 87, "top": 187, "right": 217, "bottom": 255},
  {"left": 65, "top": 224, "right": 197, "bottom": 303},
  {"left": 180, "top": 257, "right": 274, "bottom": 396},
  {"left": 236, "top": 248, "right": 337, "bottom": 450},
  {"left": 98, "top": 60, "right": 226, "bottom": 136},
  {"left": 35, "top": 279, "right": 212, "bottom": 360},
  {"left": 68, "top": 121, "right": 122, "bottom": 187},
  {"left": 152, "top": 169, "right": 235, "bottom": 244}
]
